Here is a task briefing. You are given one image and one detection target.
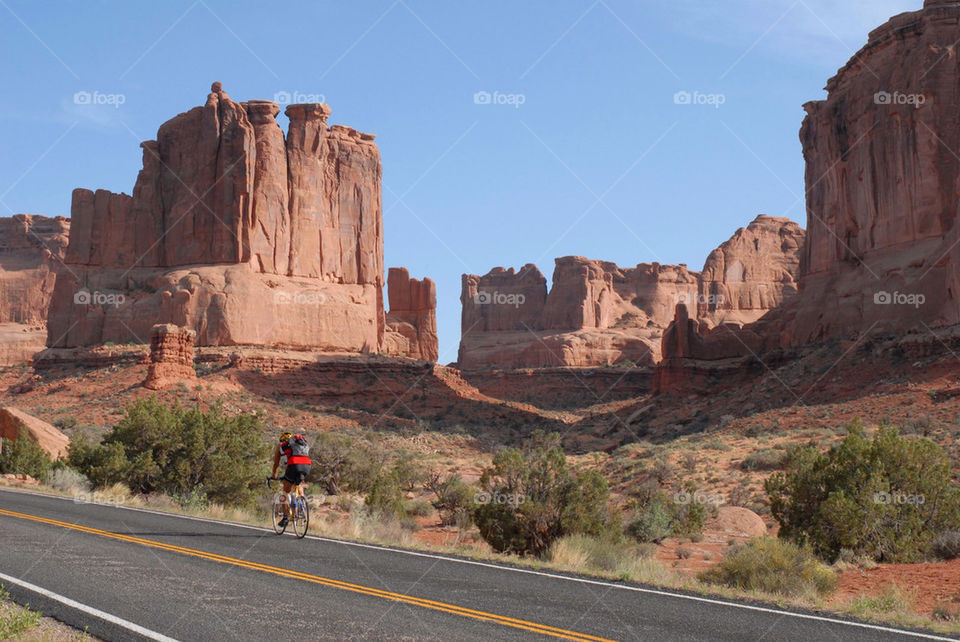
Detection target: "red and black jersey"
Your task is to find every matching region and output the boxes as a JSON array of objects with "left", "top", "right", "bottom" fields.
[{"left": 280, "top": 437, "right": 311, "bottom": 466}]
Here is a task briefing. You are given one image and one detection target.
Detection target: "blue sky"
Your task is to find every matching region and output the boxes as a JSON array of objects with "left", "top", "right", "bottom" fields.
[{"left": 0, "top": 0, "right": 919, "bottom": 360}]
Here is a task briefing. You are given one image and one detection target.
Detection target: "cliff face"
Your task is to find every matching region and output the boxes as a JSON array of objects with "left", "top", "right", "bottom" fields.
[
  {"left": 384, "top": 268, "right": 439, "bottom": 362},
  {"left": 655, "top": 1, "right": 960, "bottom": 394},
  {"left": 792, "top": 0, "right": 960, "bottom": 343},
  {"left": 45, "top": 83, "right": 432, "bottom": 358},
  {"left": 0, "top": 215, "right": 69, "bottom": 325},
  {"left": 699, "top": 216, "right": 804, "bottom": 328},
  {"left": 458, "top": 215, "right": 802, "bottom": 370}
]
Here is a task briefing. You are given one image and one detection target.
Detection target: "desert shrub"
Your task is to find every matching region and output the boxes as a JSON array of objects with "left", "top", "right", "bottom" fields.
[
  {"left": 931, "top": 531, "right": 960, "bottom": 561},
  {"left": 473, "top": 432, "right": 619, "bottom": 557},
  {"left": 766, "top": 421, "right": 960, "bottom": 562},
  {"left": 46, "top": 466, "right": 90, "bottom": 493},
  {"left": 365, "top": 472, "right": 405, "bottom": 519},
  {"left": 626, "top": 481, "right": 711, "bottom": 543},
  {"left": 550, "top": 534, "right": 653, "bottom": 576},
  {"left": 53, "top": 416, "right": 78, "bottom": 432},
  {"left": 0, "top": 587, "right": 42, "bottom": 639},
  {"left": 391, "top": 453, "right": 427, "bottom": 492},
  {"left": 67, "top": 398, "right": 269, "bottom": 507},
  {"left": 699, "top": 537, "right": 836, "bottom": 598},
  {"left": 307, "top": 432, "right": 384, "bottom": 495},
  {"left": 0, "top": 431, "right": 52, "bottom": 482},
  {"left": 740, "top": 449, "right": 787, "bottom": 471},
  {"left": 426, "top": 472, "right": 475, "bottom": 527},
  {"left": 405, "top": 500, "right": 433, "bottom": 518}
]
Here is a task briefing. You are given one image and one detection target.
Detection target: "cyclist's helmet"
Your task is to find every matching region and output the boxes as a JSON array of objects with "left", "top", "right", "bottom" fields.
[{"left": 279, "top": 431, "right": 292, "bottom": 442}]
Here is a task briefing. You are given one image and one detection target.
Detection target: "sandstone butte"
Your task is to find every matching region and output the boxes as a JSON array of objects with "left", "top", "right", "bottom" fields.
[
  {"left": 40, "top": 83, "right": 436, "bottom": 361},
  {"left": 0, "top": 215, "right": 70, "bottom": 365},
  {"left": 457, "top": 215, "right": 804, "bottom": 370},
  {"left": 655, "top": 0, "right": 960, "bottom": 393}
]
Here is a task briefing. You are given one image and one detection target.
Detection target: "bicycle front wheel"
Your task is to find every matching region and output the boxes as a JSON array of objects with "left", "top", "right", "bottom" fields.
[
  {"left": 293, "top": 496, "right": 309, "bottom": 539},
  {"left": 272, "top": 493, "right": 286, "bottom": 535}
]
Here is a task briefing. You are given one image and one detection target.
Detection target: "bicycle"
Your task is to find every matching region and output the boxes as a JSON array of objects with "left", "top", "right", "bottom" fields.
[{"left": 266, "top": 477, "right": 309, "bottom": 539}]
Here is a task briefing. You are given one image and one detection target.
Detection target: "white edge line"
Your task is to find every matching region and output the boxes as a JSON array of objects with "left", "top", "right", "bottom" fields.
[
  {"left": 1, "top": 487, "right": 955, "bottom": 641},
  {"left": 0, "top": 569, "right": 179, "bottom": 642}
]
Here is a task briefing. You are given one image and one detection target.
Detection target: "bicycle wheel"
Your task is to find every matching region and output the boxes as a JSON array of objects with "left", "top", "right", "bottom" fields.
[
  {"left": 272, "top": 493, "right": 286, "bottom": 535},
  {"left": 293, "top": 495, "right": 309, "bottom": 539}
]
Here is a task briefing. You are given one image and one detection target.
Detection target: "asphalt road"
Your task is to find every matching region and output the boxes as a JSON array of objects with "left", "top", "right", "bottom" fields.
[{"left": 0, "top": 488, "right": 953, "bottom": 641}]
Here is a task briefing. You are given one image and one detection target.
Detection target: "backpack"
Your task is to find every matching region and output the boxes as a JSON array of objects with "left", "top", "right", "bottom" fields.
[{"left": 288, "top": 435, "right": 310, "bottom": 457}]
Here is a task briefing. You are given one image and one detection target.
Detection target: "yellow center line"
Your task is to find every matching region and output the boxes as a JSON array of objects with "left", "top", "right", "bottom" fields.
[{"left": 0, "top": 508, "right": 613, "bottom": 641}]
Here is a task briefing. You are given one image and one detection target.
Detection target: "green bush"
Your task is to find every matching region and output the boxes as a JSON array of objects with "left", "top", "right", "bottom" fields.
[
  {"left": 68, "top": 398, "right": 269, "bottom": 507},
  {"left": 626, "top": 481, "right": 712, "bottom": 543},
  {"left": 365, "top": 472, "right": 405, "bottom": 519},
  {"left": 307, "top": 432, "right": 384, "bottom": 495},
  {"left": 0, "top": 431, "right": 52, "bottom": 482},
  {"left": 765, "top": 421, "right": 960, "bottom": 562},
  {"left": 426, "top": 472, "right": 475, "bottom": 527},
  {"left": 699, "top": 537, "right": 836, "bottom": 598},
  {"left": 472, "top": 432, "right": 619, "bottom": 557}
]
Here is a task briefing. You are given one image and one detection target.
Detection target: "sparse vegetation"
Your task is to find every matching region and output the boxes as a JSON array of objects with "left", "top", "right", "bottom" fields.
[
  {"left": 699, "top": 537, "right": 836, "bottom": 598},
  {"left": 0, "top": 588, "right": 42, "bottom": 639},
  {"left": 740, "top": 449, "right": 787, "bottom": 471}
]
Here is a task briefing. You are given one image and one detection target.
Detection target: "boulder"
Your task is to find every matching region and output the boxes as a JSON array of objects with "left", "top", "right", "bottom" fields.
[{"left": 0, "top": 407, "right": 69, "bottom": 459}]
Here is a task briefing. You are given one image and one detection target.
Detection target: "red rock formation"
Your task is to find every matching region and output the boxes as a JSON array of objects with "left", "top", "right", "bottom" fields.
[
  {"left": 384, "top": 268, "right": 438, "bottom": 361},
  {"left": 699, "top": 216, "right": 804, "bottom": 328},
  {"left": 143, "top": 324, "right": 197, "bottom": 390},
  {"left": 0, "top": 214, "right": 69, "bottom": 365},
  {"left": 0, "top": 407, "right": 69, "bottom": 459},
  {"left": 792, "top": 0, "right": 960, "bottom": 343},
  {"left": 457, "top": 221, "right": 802, "bottom": 371},
  {"left": 0, "top": 215, "right": 69, "bottom": 324},
  {"left": 44, "top": 83, "right": 417, "bottom": 358}
]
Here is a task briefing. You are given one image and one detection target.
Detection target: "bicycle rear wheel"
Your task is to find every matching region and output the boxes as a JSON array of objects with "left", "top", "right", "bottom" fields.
[
  {"left": 272, "top": 493, "right": 286, "bottom": 535},
  {"left": 293, "top": 496, "right": 309, "bottom": 539}
]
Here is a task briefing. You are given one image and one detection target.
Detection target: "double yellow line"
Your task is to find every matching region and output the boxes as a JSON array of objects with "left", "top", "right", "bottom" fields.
[{"left": 0, "top": 508, "right": 612, "bottom": 641}]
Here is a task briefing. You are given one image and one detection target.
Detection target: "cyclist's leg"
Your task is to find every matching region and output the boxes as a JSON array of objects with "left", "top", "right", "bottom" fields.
[{"left": 281, "top": 478, "right": 294, "bottom": 517}]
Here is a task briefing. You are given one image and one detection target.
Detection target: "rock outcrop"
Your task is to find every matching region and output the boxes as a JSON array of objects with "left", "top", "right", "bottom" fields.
[
  {"left": 655, "top": 1, "right": 960, "bottom": 393},
  {"left": 44, "top": 83, "right": 432, "bottom": 359},
  {"left": 143, "top": 324, "right": 197, "bottom": 390},
  {"left": 0, "top": 215, "right": 69, "bottom": 325},
  {"left": 699, "top": 216, "right": 804, "bottom": 328},
  {"left": 0, "top": 215, "right": 69, "bottom": 364},
  {"left": 458, "top": 215, "right": 803, "bottom": 370},
  {"left": 0, "top": 407, "right": 69, "bottom": 459},
  {"left": 790, "top": 0, "right": 960, "bottom": 344},
  {"left": 383, "top": 268, "right": 439, "bottom": 361}
]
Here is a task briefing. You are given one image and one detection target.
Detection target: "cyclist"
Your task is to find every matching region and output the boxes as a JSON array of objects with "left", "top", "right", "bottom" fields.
[{"left": 271, "top": 431, "right": 312, "bottom": 528}]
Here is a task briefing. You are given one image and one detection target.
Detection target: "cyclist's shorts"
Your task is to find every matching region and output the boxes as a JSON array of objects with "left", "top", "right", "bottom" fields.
[{"left": 283, "top": 463, "right": 311, "bottom": 485}]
